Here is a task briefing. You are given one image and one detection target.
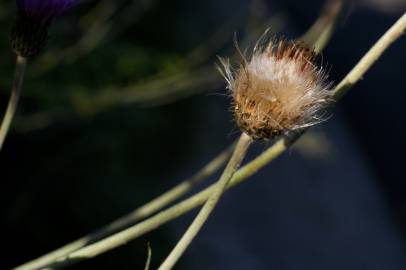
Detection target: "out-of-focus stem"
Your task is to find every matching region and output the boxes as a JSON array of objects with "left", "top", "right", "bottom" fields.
[
  {"left": 301, "top": 0, "right": 347, "bottom": 54},
  {"left": 12, "top": 3, "right": 352, "bottom": 270},
  {"left": 157, "top": 133, "right": 252, "bottom": 270},
  {"left": 0, "top": 55, "right": 27, "bottom": 151}
]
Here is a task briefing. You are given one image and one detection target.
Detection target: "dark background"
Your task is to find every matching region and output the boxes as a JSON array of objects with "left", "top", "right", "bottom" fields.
[{"left": 1, "top": 0, "right": 406, "bottom": 269}]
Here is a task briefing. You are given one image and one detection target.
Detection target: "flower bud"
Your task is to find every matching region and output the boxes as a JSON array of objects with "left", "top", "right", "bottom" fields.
[{"left": 10, "top": 0, "right": 76, "bottom": 57}]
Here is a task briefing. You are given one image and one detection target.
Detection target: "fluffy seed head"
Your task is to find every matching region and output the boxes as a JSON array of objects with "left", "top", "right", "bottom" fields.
[{"left": 220, "top": 36, "right": 331, "bottom": 140}]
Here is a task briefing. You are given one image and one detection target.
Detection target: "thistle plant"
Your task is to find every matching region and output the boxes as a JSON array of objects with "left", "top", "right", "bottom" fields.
[
  {"left": 9, "top": 2, "right": 406, "bottom": 270},
  {"left": 158, "top": 34, "right": 333, "bottom": 269},
  {"left": 36, "top": 12, "right": 405, "bottom": 270},
  {"left": 0, "top": 0, "right": 76, "bottom": 151}
]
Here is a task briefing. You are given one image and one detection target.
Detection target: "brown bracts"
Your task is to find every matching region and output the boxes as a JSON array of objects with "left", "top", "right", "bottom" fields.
[{"left": 220, "top": 37, "right": 331, "bottom": 140}]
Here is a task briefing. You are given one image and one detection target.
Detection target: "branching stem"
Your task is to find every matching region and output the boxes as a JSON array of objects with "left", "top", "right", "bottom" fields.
[
  {"left": 158, "top": 133, "right": 252, "bottom": 270},
  {"left": 24, "top": 12, "right": 406, "bottom": 270},
  {"left": 13, "top": 143, "right": 235, "bottom": 270}
]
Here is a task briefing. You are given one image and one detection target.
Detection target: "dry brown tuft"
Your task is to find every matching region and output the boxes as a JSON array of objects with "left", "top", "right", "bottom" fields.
[{"left": 219, "top": 36, "right": 331, "bottom": 140}]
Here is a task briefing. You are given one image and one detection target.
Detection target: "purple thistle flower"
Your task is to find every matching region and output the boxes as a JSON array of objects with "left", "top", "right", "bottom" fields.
[
  {"left": 10, "top": 0, "right": 77, "bottom": 57},
  {"left": 16, "top": 0, "right": 77, "bottom": 25}
]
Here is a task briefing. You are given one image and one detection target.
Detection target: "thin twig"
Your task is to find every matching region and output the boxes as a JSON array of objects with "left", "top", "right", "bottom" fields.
[
  {"left": 11, "top": 3, "right": 349, "bottom": 269},
  {"left": 158, "top": 133, "right": 252, "bottom": 270},
  {"left": 12, "top": 143, "right": 235, "bottom": 270},
  {"left": 0, "top": 55, "right": 27, "bottom": 151},
  {"left": 24, "top": 12, "right": 406, "bottom": 270},
  {"left": 144, "top": 243, "right": 152, "bottom": 270},
  {"left": 301, "top": 0, "right": 348, "bottom": 53},
  {"left": 34, "top": 140, "right": 287, "bottom": 270},
  {"left": 333, "top": 12, "right": 406, "bottom": 100}
]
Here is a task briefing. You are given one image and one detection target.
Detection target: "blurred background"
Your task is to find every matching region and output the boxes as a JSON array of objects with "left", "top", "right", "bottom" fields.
[{"left": 1, "top": 0, "right": 406, "bottom": 269}]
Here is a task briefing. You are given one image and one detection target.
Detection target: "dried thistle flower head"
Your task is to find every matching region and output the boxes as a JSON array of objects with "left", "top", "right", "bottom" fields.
[{"left": 220, "top": 36, "right": 331, "bottom": 140}]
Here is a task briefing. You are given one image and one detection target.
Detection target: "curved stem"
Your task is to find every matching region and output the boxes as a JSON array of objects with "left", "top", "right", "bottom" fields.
[
  {"left": 301, "top": 0, "right": 347, "bottom": 54},
  {"left": 24, "top": 13, "right": 406, "bottom": 270},
  {"left": 158, "top": 133, "right": 252, "bottom": 270},
  {"left": 12, "top": 3, "right": 348, "bottom": 270},
  {"left": 333, "top": 12, "right": 406, "bottom": 100},
  {"left": 13, "top": 143, "right": 235, "bottom": 270},
  {"left": 35, "top": 140, "right": 286, "bottom": 270},
  {"left": 0, "top": 56, "right": 27, "bottom": 151},
  {"left": 144, "top": 243, "right": 152, "bottom": 270}
]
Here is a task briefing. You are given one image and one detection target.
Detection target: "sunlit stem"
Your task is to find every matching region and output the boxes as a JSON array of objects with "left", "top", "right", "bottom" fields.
[
  {"left": 25, "top": 12, "right": 406, "bottom": 270},
  {"left": 0, "top": 56, "right": 27, "bottom": 151},
  {"left": 158, "top": 133, "right": 252, "bottom": 270}
]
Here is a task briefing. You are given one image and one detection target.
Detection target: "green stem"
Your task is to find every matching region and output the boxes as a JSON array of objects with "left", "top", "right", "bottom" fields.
[
  {"left": 24, "top": 12, "right": 406, "bottom": 270},
  {"left": 12, "top": 3, "right": 348, "bottom": 269},
  {"left": 333, "top": 12, "right": 406, "bottom": 100},
  {"left": 34, "top": 139, "right": 286, "bottom": 270},
  {"left": 0, "top": 55, "right": 27, "bottom": 151},
  {"left": 301, "top": 0, "right": 347, "bottom": 54},
  {"left": 13, "top": 143, "right": 235, "bottom": 270},
  {"left": 144, "top": 243, "right": 152, "bottom": 270},
  {"left": 158, "top": 133, "right": 252, "bottom": 270}
]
